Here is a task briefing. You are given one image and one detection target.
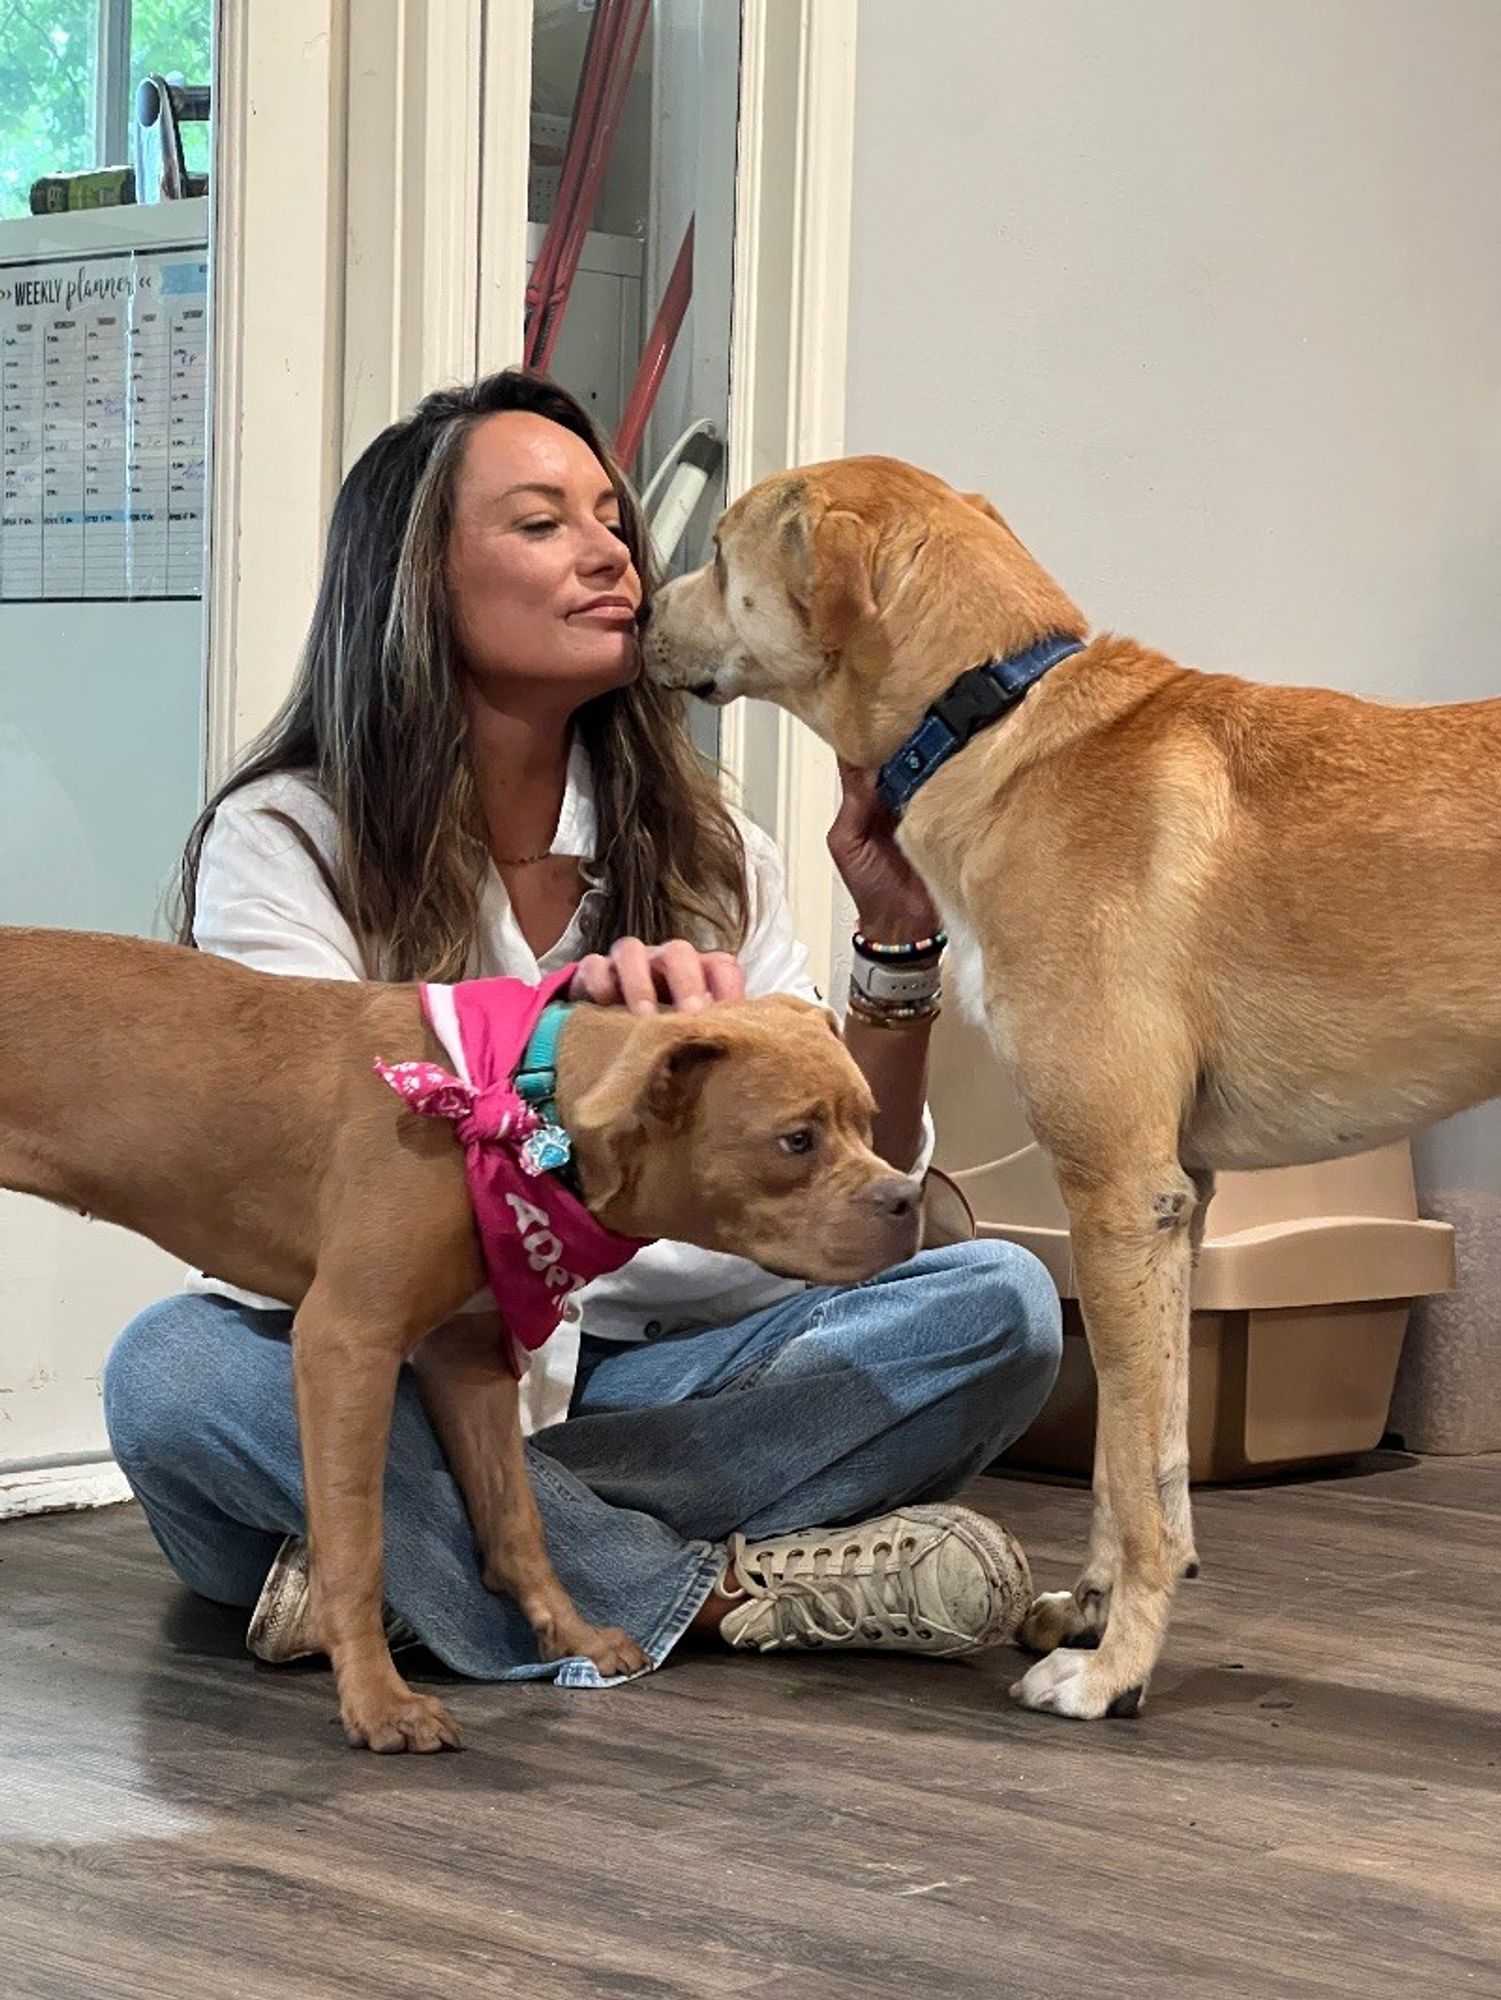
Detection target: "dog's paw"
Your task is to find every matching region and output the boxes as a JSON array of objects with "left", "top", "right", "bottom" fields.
[
  {"left": 576, "top": 1624, "right": 650, "bottom": 1678},
  {"left": 1018, "top": 1590, "right": 1090, "bottom": 1654},
  {"left": 536, "top": 1612, "right": 649, "bottom": 1677},
  {"left": 342, "top": 1687, "right": 462, "bottom": 1754},
  {"left": 1018, "top": 1579, "right": 1113, "bottom": 1653},
  {"left": 1009, "top": 1647, "right": 1146, "bottom": 1721}
]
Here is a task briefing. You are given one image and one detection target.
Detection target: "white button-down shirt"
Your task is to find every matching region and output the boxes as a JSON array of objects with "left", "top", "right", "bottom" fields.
[{"left": 186, "top": 743, "right": 932, "bottom": 1428}]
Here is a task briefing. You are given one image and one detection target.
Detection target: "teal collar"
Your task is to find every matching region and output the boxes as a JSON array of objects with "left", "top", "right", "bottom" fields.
[
  {"left": 513, "top": 1000, "right": 578, "bottom": 1182},
  {"left": 514, "top": 999, "right": 572, "bottom": 1123}
]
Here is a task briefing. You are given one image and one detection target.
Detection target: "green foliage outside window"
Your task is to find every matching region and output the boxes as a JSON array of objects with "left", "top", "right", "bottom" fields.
[
  {"left": 0, "top": 0, "right": 212, "bottom": 221},
  {"left": 0, "top": 1, "right": 96, "bottom": 217}
]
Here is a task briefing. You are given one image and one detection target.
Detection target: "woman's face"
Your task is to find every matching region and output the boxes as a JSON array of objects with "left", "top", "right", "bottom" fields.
[{"left": 445, "top": 410, "right": 644, "bottom": 704}]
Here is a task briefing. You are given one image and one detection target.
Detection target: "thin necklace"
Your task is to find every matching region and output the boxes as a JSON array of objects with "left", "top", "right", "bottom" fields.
[{"left": 494, "top": 847, "right": 558, "bottom": 867}]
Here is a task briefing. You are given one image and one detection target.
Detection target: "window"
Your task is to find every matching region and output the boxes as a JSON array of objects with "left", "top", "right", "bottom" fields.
[{"left": 0, "top": 0, "right": 211, "bottom": 221}]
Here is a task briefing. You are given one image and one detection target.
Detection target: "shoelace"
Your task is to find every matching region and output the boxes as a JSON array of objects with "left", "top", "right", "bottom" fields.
[{"left": 724, "top": 1526, "right": 970, "bottom": 1649}]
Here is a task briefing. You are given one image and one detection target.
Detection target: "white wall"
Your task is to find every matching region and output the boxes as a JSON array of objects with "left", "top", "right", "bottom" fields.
[
  {"left": 845, "top": 0, "right": 1501, "bottom": 1402},
  {"left": 846, "top": 0, "right": 1501, "bottom": 691}
]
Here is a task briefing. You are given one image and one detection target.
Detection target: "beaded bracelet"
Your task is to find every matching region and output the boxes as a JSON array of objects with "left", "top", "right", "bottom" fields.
[
  {"left": 852, "top": 929, "right": 948, "bottom": 963},
  {"left": 847, "top": 989, "right": 942, "bottom": 1030}
]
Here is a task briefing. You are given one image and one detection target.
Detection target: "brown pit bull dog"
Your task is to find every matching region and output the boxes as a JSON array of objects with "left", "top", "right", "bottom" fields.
[
  {"left": 0, "top": 927, "right": 920, "bottom": 1751},
  {"left": 645, "top": 453, "right": 1501, "bottom": 1722}
]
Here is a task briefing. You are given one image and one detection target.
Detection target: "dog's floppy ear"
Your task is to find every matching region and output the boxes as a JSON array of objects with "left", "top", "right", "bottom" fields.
[
  {"left": 960, "top": 489, "right": 1044, "bottom": 565},
  {"left": 637, "top": 1031, "right": 732, "bottom": 1125},
  {"left": 569, "top": 1019, "right": 732, "bottom": 1208},
  {"left": 569, "top": 1023, "right": 731, "bottom": 1209},
  {"left": 960, "top": 490, "right": 1010, "bottom": 531},
  {"left": 783, "top": 504, "right": 879, "bottom": 654},
  {"left": 573, "top": 1018, "right": 732, "bottom": 1135}
]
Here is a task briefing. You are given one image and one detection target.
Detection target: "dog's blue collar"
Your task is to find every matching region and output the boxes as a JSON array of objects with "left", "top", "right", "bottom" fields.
[{"left": 875, "top": 633, "right": 1086, "bottom": 817}]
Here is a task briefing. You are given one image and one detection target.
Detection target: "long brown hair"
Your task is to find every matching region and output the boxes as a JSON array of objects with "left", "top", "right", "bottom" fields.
[{"left": 177, "top": 369, "right": 747, "bottom": 979}]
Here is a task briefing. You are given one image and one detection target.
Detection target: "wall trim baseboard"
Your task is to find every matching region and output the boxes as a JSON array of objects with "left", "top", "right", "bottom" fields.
[{"left": 0, "top": 1458, "right": 133, "bottom": 1522}]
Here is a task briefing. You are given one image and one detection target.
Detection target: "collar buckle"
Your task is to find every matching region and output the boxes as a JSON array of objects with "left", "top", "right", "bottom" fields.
[{"left": 930, "top": 665, "right": 1008, "bottom": 740}]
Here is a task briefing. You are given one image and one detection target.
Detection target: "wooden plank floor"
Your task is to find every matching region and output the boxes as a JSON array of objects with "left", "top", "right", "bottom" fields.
[{"left": 2, "top": 1454, "right": 1498, "bottom": 2000}]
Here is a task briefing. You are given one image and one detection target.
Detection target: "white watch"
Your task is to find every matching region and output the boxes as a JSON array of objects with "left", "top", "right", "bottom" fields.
[{"left": 848, "top": 954, "right": 943, "bottom": 1005}]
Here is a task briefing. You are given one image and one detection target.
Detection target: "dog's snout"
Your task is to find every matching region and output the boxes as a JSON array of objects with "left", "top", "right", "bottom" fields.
[{"left": 867, "top": 1174, "right": 922, "bottom": 1222}]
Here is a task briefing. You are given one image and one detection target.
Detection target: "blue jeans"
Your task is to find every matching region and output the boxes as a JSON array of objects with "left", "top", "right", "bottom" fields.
[{"left": 102, "top": 1242, "right": 1061, "bottom": 1686}]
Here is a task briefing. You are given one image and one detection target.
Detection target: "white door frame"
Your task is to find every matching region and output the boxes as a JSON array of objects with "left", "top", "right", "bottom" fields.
[
  {"left": 207, "top": 0, "right": 348, "bottom": 766},
  {"left": 719, "top": 0, "right": 857, "bottom": 991}
]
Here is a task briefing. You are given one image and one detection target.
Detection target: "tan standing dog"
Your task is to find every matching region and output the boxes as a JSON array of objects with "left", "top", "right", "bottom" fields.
[
  {"left": 0, "top": 928, "right": 920, "bottom": 1750},
  {"left": 645, "top": 455, "right": 1501, "bottom": 1720}
]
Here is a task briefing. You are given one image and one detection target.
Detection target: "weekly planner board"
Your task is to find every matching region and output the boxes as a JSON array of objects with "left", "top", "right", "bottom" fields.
[{"left": 0, "top": 240, "right": 208, "bottom": 602}]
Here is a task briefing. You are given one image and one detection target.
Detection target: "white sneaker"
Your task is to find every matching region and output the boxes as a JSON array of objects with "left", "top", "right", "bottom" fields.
[
  {"left": 246, "top": 1535, "right": 420, "bottom": 1665},
  {"left": 718, "top": 1504, "right": 1031, "bottom": 1658}
]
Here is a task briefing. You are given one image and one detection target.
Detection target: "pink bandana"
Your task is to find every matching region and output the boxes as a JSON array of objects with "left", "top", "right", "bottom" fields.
[{"left": 375, "top": 965, "right": 647, "bottom": 1376}]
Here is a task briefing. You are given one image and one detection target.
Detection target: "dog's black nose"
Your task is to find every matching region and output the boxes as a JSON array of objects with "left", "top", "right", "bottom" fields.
[{"left": 867, "top": 1175, "right": 922, "bottom": 1222}]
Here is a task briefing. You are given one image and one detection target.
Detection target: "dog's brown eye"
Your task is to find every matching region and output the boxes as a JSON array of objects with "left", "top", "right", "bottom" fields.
[{"left": 779, "top": 1128, "right": 816, "bottom": 1156}]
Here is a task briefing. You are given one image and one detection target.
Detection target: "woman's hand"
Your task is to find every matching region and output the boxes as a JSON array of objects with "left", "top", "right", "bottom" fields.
[
  {"left": 570, "top": 937, "right": 746, "bottom": 1015},
  {"left": 827, "top": 760, "right": 941, "bottom": 943}
]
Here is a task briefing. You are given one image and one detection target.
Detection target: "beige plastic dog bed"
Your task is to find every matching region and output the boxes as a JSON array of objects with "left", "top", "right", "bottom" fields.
[{"left": 927, "top": 1008, "right": 1456, "bottom": 1481}]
